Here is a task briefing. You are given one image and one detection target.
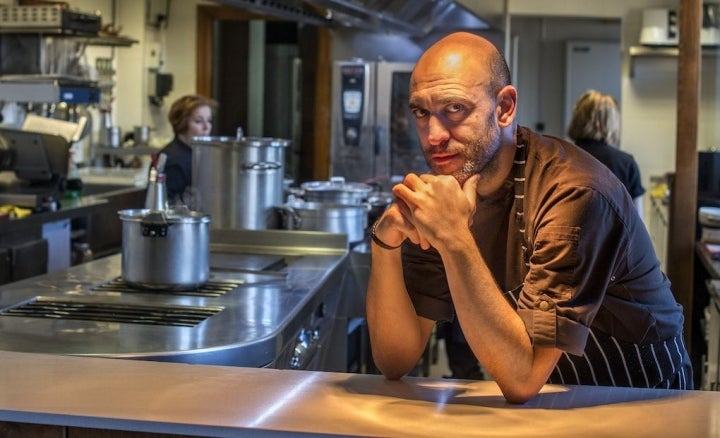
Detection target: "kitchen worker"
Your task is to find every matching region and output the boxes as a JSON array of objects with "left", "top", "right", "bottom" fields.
[
  {"left": 366, "top": 31, "right": 692, "bottom": 404},
  {"left": 159, "top": 94, "right": 218, "bottom": 205},
  {"left": 567, "top": 89, "right": 645, "bottom": 218}
]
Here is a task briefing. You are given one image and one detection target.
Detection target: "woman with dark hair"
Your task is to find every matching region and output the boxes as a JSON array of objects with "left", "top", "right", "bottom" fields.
[{"left": 158, "top": 94, "right": 218, "bottom": 205}]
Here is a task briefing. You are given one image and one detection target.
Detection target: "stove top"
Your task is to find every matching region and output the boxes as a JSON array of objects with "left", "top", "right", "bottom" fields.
[
  {"left": 2, "top": 296, "right": 225, "bottom": 327},
  {"left": 90, "top": 277, "right": 244, "bottom": 298}
]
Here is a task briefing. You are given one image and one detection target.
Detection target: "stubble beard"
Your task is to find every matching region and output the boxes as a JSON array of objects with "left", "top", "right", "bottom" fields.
[{"left": 442, "top": 116, "right": 502, "bottom": 185}]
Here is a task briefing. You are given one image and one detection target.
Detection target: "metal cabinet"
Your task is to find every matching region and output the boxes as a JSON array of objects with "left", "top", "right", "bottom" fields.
[{"left": 704, "top": 281, "right": 720, "bottom": 390}]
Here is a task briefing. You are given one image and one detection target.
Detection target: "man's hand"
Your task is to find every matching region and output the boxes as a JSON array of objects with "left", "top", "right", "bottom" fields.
[
  {"left": 371, "top": 199, "right": 422, "bottom": 250},
  {"left": 391, "top": 173, "right": 479, "bottom": 249}
]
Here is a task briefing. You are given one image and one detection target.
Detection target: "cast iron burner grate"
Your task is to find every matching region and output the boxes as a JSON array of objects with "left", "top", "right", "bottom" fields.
[
  {"left": 0, "top": 296, "right": 225, "bottom": 327},
  {"left": 90, "top": 277, "right": 243, "bottom": 297}
]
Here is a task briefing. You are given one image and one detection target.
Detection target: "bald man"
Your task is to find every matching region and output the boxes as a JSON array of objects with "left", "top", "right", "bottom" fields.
[{"left": 366, "top": 32, "right": 691, "bottom": 403}]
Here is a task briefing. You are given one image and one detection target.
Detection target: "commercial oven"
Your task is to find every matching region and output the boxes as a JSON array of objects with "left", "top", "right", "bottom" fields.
[{"left": 330, "top": 60, "right": 427, "bottom": 189}]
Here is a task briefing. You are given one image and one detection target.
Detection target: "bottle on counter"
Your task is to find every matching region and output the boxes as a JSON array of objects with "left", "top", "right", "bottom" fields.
[{"left": 145, "top": 153, "right": 168, "bottom": 211}]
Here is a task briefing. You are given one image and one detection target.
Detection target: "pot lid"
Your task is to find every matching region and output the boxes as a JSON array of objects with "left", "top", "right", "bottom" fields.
[
  {"left": 118, "top": 208, "right": 212, "bottom": 224},
  {"left": 301, "top": 176, "right": 373, "bottom": 194},
  {"left": 190, "top": 136, "right": 291, "bottom": 148}
]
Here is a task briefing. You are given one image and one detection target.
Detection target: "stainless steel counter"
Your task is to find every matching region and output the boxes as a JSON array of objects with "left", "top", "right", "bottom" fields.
[
  {"left": 0, "top": 350, "right": 717, "bottom": 437},
  {"left": 0, "top": 229, "right": 354, "bottom": 370}
]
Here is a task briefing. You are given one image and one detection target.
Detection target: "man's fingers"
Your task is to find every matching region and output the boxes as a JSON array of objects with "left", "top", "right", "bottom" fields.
[{"left": 463, "top": 174, "right": 480, "bottom": 205}]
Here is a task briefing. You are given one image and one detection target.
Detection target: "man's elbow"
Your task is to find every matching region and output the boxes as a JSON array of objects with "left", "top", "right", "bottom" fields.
[
  {"left": 374, "top": 357, "right": 416, "bottom": 380},
  {"left": 497, "top": 379, "right": 545, "bottom": 404},
  {"left": 371, "top": 348, "right": 420, "bottom": 380}
]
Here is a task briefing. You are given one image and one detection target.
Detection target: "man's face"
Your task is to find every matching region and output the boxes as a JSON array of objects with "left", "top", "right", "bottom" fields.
[{"left": 409, "top": 66, "right": 502, "bottom": 184}]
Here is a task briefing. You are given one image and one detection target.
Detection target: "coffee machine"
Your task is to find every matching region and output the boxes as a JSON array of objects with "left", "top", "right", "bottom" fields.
[{"left": 0, "top": 127, "right": 70, "bottom": 208}]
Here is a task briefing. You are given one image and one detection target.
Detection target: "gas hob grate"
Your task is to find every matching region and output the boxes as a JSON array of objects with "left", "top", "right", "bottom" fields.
[
  {"left": 0, "top": 297, "right": 225, "bottom": 327},
  {"left": 90, "top": 277, "right": 243, "bottom": 297}
]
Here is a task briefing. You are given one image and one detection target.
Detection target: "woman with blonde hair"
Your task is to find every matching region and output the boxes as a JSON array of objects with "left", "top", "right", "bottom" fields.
[{"left": 567, "top": 89, "right": 645, "bottom": 217}]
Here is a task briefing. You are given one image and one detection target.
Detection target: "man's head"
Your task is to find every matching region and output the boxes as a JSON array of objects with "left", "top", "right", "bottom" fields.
[{"left": 409, "top": 32, "right": 517, "bottom": 184}]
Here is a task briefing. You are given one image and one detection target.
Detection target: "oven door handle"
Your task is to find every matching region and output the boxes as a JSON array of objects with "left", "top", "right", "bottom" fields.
[{"left": 289, "top": 326, "right": 320, "bottom": 370}]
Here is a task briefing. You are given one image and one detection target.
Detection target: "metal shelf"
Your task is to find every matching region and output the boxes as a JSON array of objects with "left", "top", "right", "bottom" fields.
[
  {"left": 0, "top": 30, "right": 137, "bottom": 47},
  {"left": 93, "top": 146, "right": 161, "bottom": 156},
  {"left": 629, "top": 45, "right": 720, "bottom": 77},
  {"left": 78, "top": 35, "right": 138, "bottom": 47}
]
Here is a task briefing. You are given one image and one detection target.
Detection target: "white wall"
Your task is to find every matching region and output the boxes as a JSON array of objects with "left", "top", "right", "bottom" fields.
[
  {"left": 63, "top": 0, "right": 206, "bottom": 158},
  {"left": 462, "top": 1, "right": 693, "bottom": 223},
  {"left": 511, "top": 17, "right": 622, "bottom": 139}
]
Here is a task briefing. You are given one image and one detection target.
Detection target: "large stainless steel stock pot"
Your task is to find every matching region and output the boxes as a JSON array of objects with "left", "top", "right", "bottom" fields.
[{"left": 192, "top": 136, "right": 290, "bottom": 230}]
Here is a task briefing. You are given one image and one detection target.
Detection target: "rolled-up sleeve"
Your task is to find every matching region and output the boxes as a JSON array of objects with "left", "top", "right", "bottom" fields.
[
  {"left": 402, "top": 243, "right": 454, "bottom": 322},
  {"left": 518, "top": 187, "right": 628, "bottom": 355}
]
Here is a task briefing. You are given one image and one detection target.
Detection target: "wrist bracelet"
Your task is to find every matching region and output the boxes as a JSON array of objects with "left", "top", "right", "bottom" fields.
[{"left": 370, "top": 221, "right": 402, "bottom": 250}]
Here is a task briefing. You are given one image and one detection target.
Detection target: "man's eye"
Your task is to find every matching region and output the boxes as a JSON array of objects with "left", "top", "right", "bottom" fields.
[
  {"left": 446, "top": 103, "right": 464, "bottom": 113},
  {"left": 411, "top": 108, "right": 428, "bottom": 119}
]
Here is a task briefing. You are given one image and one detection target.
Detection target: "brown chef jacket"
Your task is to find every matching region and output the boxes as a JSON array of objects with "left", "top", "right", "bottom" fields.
[{"left": 402, "top": 126, "right": 685, "bottom": 357}]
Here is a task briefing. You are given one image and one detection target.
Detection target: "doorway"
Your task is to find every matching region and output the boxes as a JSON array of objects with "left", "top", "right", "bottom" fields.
[{"left": 196, "top": 4, "right": 332, "bottom": 182}]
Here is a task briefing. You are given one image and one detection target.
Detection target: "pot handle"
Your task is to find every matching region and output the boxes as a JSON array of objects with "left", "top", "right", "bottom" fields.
[
  {"left": 276, "top": 205, "right": 302, "bottom": 230},
  {"left": 140, "top": 211, "right": 170, "bottom": 237},
  {"left": 243, "top": 161, "right": 282, "bottom": 171}
]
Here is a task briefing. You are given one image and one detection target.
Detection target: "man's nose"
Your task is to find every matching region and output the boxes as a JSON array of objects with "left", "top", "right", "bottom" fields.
[{"left": 427, "top": 115, "right": 450, "bottom": 145}]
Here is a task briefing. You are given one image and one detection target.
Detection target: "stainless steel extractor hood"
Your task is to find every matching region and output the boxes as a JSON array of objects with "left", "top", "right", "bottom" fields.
[{"left": 212, "top": 0, "right": 491, "bottom": 36}]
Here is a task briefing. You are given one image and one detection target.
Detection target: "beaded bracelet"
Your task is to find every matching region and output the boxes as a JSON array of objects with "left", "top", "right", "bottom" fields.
[{"left": 370, "top": 220, "right": 402, "bottom": 250}]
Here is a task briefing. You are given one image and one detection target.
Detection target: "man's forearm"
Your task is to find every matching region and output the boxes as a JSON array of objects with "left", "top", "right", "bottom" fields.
[
  {"left": 438, "top": 238, "right": 561, "bottom": 402},
  {"left": 366, "top": 244, "right": 431, "bottom": 379}
]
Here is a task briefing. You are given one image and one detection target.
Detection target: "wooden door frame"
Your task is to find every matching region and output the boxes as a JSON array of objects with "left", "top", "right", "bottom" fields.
[
  {"left": 195, "top": 4, "right": 332, "bottom": 181},
  {"left": 667, "top": 0, "right": 701, "bottom": 355}
]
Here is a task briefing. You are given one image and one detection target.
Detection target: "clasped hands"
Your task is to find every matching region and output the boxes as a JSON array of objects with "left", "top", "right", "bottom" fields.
[{"left": 374, "top": 173, "right": 479, "bottom": 250}]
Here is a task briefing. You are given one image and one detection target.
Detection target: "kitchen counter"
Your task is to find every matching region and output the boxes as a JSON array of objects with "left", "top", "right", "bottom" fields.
[
  {"left": 0, "top": 229, "right": 354, "bottom": 371},
  {"left": 0, "top": 185, "right": 145, "bottom": 268},
  {"left": 0, "top": 192, "right": 107, "bottom": 236},
  {"left": 0, "top": 350, "right": 718, "bottom": 437}
]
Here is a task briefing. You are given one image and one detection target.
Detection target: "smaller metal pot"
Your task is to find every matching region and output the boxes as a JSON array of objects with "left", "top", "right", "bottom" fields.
[
  {"left": 300, "top": 176, "right": 373, "bottom": 205},
  {"left": 367, "top": 192, "right": 394, "bottom": 225},
  {"left": 134, "top": 125, "right": 151, "bottom": 144},
  {"left": 119, "top": 208, "right": 212, "bottom": 290},
  {"left": 276, "top": 200, "right": 369, "bottom": 243}
]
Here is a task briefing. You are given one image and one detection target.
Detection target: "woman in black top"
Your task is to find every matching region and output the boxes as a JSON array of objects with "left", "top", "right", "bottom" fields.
[
  {"left": 158, "top": 94, "right": 218, "bottom": 205},
  {"left": 567, "top": 90, "right": 645, "bottom": 217}
]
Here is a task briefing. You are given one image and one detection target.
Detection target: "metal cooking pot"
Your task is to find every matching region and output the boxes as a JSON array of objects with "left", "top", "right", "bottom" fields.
[
  {"left": 192, "top": 136, "right": 290, "bottom": 230},
  {"left": 277, "top": 200, "right": 369, "bottom": 243},
  {"left": 367, "top": 191, "right": 394, "bottom": 225},
  {"left": 300, "top": 176, "right": 373, "bottom": 205},
  {"left": 119, "top": 208, "right": 212, "bottom": 290}
]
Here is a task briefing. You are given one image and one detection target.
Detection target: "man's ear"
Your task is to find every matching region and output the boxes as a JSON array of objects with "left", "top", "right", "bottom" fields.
[{"left": 496, "top": 85, "right": 517, "bottom": 128}]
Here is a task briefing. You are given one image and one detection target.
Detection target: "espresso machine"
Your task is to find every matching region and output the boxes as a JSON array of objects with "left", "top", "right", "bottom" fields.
[{"left": 0, "top": 127, "right": 70, "bottom": 209}]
